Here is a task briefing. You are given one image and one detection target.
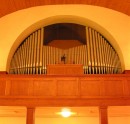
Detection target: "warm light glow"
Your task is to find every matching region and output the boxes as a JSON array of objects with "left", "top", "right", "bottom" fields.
[
  {"left": 61, "top": 108, "right": 71, "bottom": 117},
  {"left": 57, "top": 108, "right": 76, "bottom": 118}
]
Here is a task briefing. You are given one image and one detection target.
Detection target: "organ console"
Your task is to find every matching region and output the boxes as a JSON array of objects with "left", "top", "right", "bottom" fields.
[{"left": 47, "top": 64, "right": 83, "bottom": 75}]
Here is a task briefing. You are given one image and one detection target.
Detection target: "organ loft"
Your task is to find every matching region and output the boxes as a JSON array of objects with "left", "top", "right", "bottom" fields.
[{"left": 0, "top": 22, "right": 130, "bottom": 124}]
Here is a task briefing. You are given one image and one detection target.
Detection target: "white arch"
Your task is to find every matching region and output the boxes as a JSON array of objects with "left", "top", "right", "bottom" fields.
[
  {"left": 6, "top": 15, "right": 124, "bottom": 72},
  {"left": 0, "top": 5, "right": 129, "bottom": 71}
]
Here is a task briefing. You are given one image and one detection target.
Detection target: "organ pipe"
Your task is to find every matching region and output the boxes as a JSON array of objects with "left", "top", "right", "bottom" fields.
[
  {"left": 29, "top": 36, "right": 32, "bottom": 74},
  {"left": 9, "top": 27, "right": 122, "bottom": 74}
]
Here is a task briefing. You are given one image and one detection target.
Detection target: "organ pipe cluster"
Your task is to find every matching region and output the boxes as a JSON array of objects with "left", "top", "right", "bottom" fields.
[{"left": 9, "top": 27, "right": 122, "bottom": 74}]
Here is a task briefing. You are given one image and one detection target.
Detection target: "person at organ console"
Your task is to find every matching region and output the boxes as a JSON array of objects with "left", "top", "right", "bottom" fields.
[{"left": 61, "top": 54, "right": 66, "bottom": 64}]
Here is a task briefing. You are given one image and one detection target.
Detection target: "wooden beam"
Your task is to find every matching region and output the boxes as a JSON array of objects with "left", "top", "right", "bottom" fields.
[
  {"left": 26, "top": 108, "right": 35, "bottom": 124},
  {"left": 0, "top": 98, "right": 130, "bottom": 107},
  {"left": 99, "top": 106, "right": 108, "bottom": 124}
]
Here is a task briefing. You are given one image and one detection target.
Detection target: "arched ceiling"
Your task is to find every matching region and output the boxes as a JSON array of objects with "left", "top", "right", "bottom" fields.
[{"left": 0, "top": 0, "right": 130, "bottom": 18}]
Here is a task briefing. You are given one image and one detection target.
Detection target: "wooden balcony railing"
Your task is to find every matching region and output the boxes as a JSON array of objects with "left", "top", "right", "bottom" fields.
[{"left": 0, "top": 74, "right": 130, "bottom": 106}]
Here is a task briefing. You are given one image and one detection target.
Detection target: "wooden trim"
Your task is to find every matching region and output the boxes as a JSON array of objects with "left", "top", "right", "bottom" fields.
[
  {"left": 0, "top": 98, "right": 130, "bottom": 106},
  {"left": 0, "top": 71, "right": 7, "bottom": 74},
  {"left": 123, "top": 70, "right": 130, "bottom": 74}
]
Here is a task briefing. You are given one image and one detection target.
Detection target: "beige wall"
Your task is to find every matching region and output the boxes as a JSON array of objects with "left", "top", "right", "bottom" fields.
[
  {"left": 0, "top": 117, "right": 26, "bottom": 124},
  {"left": 0, "top": 106, "right": 130, "bottom": 124},
  {"left": 109, "top": 117, "right": 130, "bottom": 124},
  {"left": 0, "top": 117, "right": 130, "bottom": 124},
  {"left": 0, "top": 5, "right": 130, "bottom": 71},
  {"left": 36, "top": 117, "right": 99, "bottom": 124}
]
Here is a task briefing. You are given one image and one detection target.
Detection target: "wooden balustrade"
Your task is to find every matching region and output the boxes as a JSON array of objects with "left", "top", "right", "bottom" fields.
[{"left": 0, "top": 74, "right": 130, "bottom": 106}]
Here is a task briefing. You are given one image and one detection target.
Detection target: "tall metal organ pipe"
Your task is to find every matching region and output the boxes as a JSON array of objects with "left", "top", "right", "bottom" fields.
[{"left": 9, "top": 27, "right": 122, "bottom": 74}]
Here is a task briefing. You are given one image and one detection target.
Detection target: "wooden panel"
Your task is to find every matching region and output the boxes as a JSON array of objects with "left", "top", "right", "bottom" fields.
[
  {"left": 10, "top": 80, "right": 30, "bottom": 95},
  {"left": 0, "top": 71, "right": 7, "bottom": 74},
  {"left": 0, "top": 80, "right": 6, "bottom": 95},
  {"left": 0, "top": 74, "right": 129, "bottom": 98},
  {"left": 123, "top": 70, "right": 130, "bottom": 74},
  {"left": 45, "top": 23, "right": 85, "bottom": 48},
  {"left": 126, "top": 80, "right": 130, "bottom": 95},
  {"left": 103, "top": 80, "right": 123, "bottom": 96},
  {"left": 48, "top": 40, "right": 82, "bottom": 49},
  {"left": 0, "top": 74, "right": 130, "bottom": 106},
  {"left": 0, "top": 0, "right": 129, "bottom": 18},
  {"left": 57, "top": 78, "right": 79, "bottom": 96},
  {"left": 33, "top": 79, "right": 56, "bottom": 96},
  {"left": 80, "top": 80, "right": 101, "bottom": 96},
  {"left": 47, "top": 64, "right": 83, "bottom": 75}
]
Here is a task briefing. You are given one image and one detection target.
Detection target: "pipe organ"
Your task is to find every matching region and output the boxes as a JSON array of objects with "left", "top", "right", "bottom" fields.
[{"left": 9, "top": 26, "right": 122, "bottom": 74}]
